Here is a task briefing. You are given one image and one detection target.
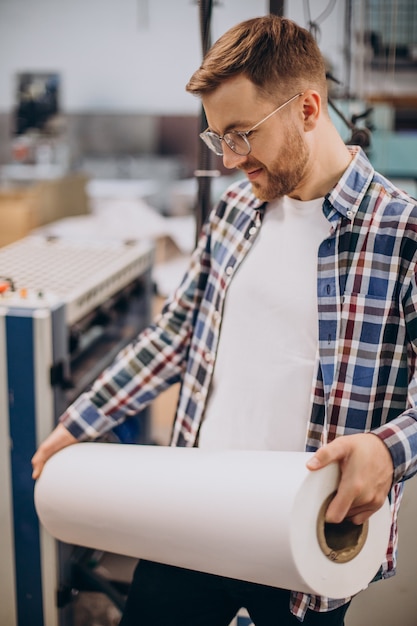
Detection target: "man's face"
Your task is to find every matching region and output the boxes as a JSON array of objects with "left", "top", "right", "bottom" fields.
[
  {"left": 202, "top": 75, "right": 310, "bottom": 202},
  {"left": 241, "top": 120, "right": 309, "bottom": 201}
]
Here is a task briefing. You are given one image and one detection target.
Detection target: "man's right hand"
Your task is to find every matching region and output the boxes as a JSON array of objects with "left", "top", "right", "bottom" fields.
[{"left": 31, "top": 423, "right": 78, "bottom": 480}]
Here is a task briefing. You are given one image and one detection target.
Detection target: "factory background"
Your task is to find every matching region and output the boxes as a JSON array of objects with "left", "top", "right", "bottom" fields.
[{"left": 0, "top": 1, "right": 416, "bottom": 626}]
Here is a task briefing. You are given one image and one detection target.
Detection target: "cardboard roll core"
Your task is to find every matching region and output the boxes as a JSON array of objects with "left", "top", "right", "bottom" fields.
[{"left": 317, "top": 492, "right": 369, "bottom": 563}]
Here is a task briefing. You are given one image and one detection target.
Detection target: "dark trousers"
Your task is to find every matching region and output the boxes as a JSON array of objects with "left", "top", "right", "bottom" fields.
[{"left": 119, "top": 560, "right": 351, "bottom": 626}]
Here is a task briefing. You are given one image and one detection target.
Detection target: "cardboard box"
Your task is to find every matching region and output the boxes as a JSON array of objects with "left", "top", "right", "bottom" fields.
[
  {"left": 34, "top": 173, "right": 90, "bottom": 225},
  {"left": 151, "top": 384, "right": 179, "bottom": 446},
  {"left": 0, "top": 174, "right": 90, "bottom": 248},
  {"left": 150, "top": 293, "right": 180, "bottom": 445},
  {"left": 153, "top": 234, "right": 183, "bottom": 265},
  {"left": 0, "top": 188, "right": 39, "bottom": 247}
]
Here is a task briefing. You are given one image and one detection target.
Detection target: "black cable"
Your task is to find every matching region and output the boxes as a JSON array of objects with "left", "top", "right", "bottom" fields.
[
  {"left": 303, "top": 0, "right": 312, "bottom": 27},
  {"left": 303, "top": 0, "right": 338, "bottom": 42},
  {"left": 314, "top": 0, "right": 338, "bottom": 25}
]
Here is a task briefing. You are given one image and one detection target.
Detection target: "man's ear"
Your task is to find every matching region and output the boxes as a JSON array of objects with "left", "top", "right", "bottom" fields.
[{"left": 302, "top": 91, "right": 321, "bottom": 131}]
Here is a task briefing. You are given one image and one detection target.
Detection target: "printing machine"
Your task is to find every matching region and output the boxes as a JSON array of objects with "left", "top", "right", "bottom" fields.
[{"left": 0, "top": 234, "right": 154, "bottom": 626}]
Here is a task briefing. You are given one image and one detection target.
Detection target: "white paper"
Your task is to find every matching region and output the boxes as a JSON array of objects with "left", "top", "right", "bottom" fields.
[{"left": 34, "top": 444, "right": 392, "bottom": 598}]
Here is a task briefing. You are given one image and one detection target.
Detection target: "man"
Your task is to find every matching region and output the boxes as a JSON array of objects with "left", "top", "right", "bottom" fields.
[{"left": 32, "top": 15, "right": 417, "bottom": 626}]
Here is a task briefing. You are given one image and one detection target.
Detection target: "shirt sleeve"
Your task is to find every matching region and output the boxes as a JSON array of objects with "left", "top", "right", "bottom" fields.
[
  {"left": 60, "top": 221, "right": 212, "bottom": 441},
  {"left": 373, "top": 412, "right": 417, "bottom": 483},
  {"left": 373, "top": 268, "right": 417, "bottom": 483}
]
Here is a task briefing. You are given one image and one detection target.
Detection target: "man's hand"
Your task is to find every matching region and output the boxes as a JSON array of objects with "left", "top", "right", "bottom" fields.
[
  {"left": 306, "top": 433, "right": 394, "bottom": 525},
  {"left": 32, "top": 423, "right": 77, "bottom": 480}
]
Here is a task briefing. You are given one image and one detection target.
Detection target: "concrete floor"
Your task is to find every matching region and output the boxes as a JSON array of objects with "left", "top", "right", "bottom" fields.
[
  {"left": 73, "top": 553, "right": 136, "bottom": 626},
  {"left": 71, "top": 553, "right": 251, "bottom": 626},
  {"left": 73, "top": 592, "right": 122, "bottom": 626}
]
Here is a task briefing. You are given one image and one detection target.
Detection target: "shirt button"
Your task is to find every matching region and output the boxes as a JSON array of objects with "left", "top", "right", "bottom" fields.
[
  {"left": 195, "top": 391, "right": 203, "bottom": 402},
  {"left": 204, "top": 351, "right": 213, "bottom": 363},
  {"left": 184, "top": 432, "right": 194, "bottom": 443},
  {"left": 346, "top": 210, "right": 353, "bottom": 219},
  {"left": 225, "top": 265, "right": 233, "bottom": 276},
  {"left": 248, "top": 226, "right": 257, "bottom": 236},
  {"left": 213, "top": 310, "right": 221, "bottom": 323}
]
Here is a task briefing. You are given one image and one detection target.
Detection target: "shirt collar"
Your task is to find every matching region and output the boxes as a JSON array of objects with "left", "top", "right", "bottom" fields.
[
  {"left": 243, "top": 146, "right": 375, "bottom": 219},
  {"left": 325, "top": 146, "right": 375, "bottom": 222}
]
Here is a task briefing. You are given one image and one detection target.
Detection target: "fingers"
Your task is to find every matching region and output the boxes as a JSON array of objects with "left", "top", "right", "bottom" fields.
[
  {"left": 306, "top": 438, "right": 356, "bottom": 522},
  {"left": 324, "top": 470, "right": 369, "bottom": 523},
  {"left": 306, "top": 437, "right": 349, "bottom": 471},
  {"left": 31, "top": 452, "right": 46, "bottom": 480},
  {"left": 306, "top": 434, "right": 393, "bottom": 524},
  {"left": 31, "top": 424, "right": 78, "bottom": 480},
  {"left": 32, "top": 448, "right": 52, "bottom": 480}
]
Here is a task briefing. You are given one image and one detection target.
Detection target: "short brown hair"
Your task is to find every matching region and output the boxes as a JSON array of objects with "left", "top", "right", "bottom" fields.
[{"left": 186, "top": 15, "right": 327, "bottom": 99}]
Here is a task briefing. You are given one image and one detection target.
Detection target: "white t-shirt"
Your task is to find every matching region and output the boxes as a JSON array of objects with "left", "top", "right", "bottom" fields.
[{"left": 198, "top": 195, "right": 329, "bottom": 451}]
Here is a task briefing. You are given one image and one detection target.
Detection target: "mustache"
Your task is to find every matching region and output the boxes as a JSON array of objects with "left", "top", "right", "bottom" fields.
[{"left": 239, "top": 160, "right": 263, "bottom": 172}]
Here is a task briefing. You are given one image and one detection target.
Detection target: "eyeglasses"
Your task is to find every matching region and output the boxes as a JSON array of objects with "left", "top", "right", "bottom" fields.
[{"left": 200, "top": 92, "right": 304, "bottom": 157}]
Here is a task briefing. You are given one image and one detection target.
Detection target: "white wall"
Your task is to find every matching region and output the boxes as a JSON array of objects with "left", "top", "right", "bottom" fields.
[
  {"left": 285, "top": 0, "right": 348, "bottom": 91},
  {"left": 2, "top": 1, "right": 413, "bottom": 115},
  {"left": 0, "top": 0, "right": 269, "bottom": 114}
]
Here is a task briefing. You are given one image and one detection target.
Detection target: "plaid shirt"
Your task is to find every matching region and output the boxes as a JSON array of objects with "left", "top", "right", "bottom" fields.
[{"left": 62, "top": 147, "right": 417, "bottom": 621}]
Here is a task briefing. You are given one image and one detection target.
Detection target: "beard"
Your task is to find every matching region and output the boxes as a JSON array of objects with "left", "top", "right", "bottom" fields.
[{"left": 242, "top": 126, "right": 309, "bottom": 202}]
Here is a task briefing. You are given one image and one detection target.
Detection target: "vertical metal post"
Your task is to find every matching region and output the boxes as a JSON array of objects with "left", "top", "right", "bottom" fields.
[
  {"left": 195, "top": 0, "right": 214, "bottom": 242},
  {"left": 194, "top": 0, "right": 285, "bottom": 242},
  {"left": 269, "top": 0, "right": 285, "bottom": 16}
]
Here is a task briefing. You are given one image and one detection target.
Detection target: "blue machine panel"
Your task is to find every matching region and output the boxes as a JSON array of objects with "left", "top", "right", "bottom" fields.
[{"left": 6, "top": 312, "right": 44, "bottom": 626}]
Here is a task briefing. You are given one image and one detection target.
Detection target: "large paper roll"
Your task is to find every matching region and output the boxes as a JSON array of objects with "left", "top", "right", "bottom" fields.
[{"left": 34, "top": 443, "right": 391, "bottom": 598}]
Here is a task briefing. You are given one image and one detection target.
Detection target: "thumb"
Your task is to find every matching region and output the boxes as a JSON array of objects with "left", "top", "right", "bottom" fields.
[{"left": 306, "top": 439, "right": 347, "bottom": 471}]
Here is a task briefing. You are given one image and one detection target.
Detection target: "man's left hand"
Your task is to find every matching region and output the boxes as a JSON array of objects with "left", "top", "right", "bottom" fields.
[{"left": 306, "top": 433, "right": 394, "bottom": 525}]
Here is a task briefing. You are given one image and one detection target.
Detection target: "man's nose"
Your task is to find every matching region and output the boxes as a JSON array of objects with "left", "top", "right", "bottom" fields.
[{"left": 222, "top": 143, "right": 248, "bottom": 169}]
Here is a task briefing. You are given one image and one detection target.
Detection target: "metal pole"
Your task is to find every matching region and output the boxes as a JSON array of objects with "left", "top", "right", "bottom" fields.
[
  {"left": 195, "top": 0, "right": 216, "bottom": 242},
  {"left": 269, "top": 0, "right": 285, "bottom": 16}
]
